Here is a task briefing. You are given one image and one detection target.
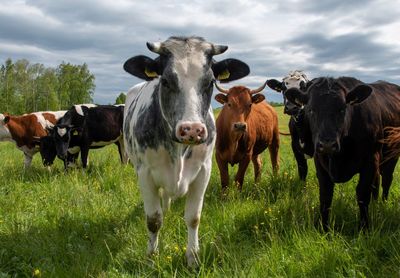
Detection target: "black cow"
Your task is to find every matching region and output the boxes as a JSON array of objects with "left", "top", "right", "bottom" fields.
[
  {"left": 267, "top": 71, "right": 313, "bottom": 180},
  {"left": 285, "top": 77, "right": 400, "bottom": 231},
  {"left": 37, "top": 134, "right": 79, "bottom": 168},
  {"left": 45, "top": 104, "right": 127, "bottom": 168}
]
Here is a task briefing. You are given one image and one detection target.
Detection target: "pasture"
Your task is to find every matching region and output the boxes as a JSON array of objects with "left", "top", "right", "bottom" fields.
[{"left": 0, "top": 106, "right": 399, "bottom": 277}]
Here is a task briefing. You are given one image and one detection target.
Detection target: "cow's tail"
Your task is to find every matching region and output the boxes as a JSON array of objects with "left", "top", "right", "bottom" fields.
[{"left": 381, "top": 126, "right": 400, "bottom": 162}]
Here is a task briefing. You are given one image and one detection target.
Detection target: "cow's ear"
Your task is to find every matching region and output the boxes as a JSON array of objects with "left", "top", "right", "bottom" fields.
[
  {"left": 252, "top": 94, "right": 265, "bottom": 104},
  {"left": 285, "top": 87, "right": 308, "bottom": 106},
  {"left": 215, "top": 94, "right": 228, "bottom": 104},
  {"left": 212, "top": 59, "right": 250, "bottom": 83},
  {"left": 346, "top": 84, "right": 372, "bottom": 105},
  {"left": 266, "top": 79, "right": 284, "bottom": 92},
  {"left": 123, "top": 55, "right": 160, "bottom": 80}
]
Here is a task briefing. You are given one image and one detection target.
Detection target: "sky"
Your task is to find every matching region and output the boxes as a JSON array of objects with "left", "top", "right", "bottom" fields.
[{"left": 1, "top": 0, "right": 400, "bottom": 106}]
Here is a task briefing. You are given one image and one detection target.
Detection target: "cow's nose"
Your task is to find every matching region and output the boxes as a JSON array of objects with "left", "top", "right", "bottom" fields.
[
  {"left": 233, "top": 122, "right": 247, "bottom": 132},
  {"left": 317, "top": 140, "right": 339, "bottom": 154},
  {"left": 176, "top": 122, "right": 207, "bottom": 145}
]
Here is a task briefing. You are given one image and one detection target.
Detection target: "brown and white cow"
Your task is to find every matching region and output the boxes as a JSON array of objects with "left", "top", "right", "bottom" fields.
[
  {"left": 0, "top": 111, "right": 66, "bottom": 167},
  {"left": 214, "top": 82, "right": 280, "bottom": 192}
]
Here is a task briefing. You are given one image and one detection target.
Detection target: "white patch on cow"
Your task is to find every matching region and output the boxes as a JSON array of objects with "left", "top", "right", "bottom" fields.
[
  {"left": 125, "top": 81, "right": 158, "bottom": 134},
  {"left": 166, "top": 37, "right": 211, "bottom": 123},
  {"left": 57, "top": 127, "right": 67, "bottom": 137},
  {"left": 52, "top": 110, "right": 67, "bottom": 120},
  {"left": 283, "top": 70, "right": 309, "bottom": 89},
  {"left": 299, "top": 140, "right": 305, "bottom": 149},
  {"left": 32, "top": 113, "right": 48, "bottom": 129},
  {"left": 74, "top": 104, "right": 97, "bottom": 116}
]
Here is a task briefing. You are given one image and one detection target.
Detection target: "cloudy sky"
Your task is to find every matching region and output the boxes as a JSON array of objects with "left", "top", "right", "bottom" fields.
[{"left": 1, "top": 0, "right": 400, "bottom": 105}]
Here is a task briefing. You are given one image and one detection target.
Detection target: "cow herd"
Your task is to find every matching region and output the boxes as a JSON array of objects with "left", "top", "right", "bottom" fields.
[{"left": 1, "top": 36, "right": 400, "bottom": 267}]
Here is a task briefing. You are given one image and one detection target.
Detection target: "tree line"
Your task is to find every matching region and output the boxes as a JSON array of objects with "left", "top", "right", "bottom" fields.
[{"left": 0, "top": 58, "right": 95, "bottom": 115}]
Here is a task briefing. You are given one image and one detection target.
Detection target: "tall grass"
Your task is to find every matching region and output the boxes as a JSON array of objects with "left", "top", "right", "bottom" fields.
[{"left": 0, "top": 106, "right": 399, "bottom": 277}]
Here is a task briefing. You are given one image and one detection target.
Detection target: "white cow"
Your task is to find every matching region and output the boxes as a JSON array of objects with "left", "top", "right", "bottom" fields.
[{"left": 123, "top": 36, "right": 249, "bottom": 266}]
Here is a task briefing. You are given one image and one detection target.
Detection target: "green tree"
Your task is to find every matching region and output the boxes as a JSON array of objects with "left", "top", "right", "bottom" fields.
[
  {"left": 115, "top": 92, "right": 126, "bottom": 105},
  {"left": 1, "top": 59, "right": 16, "bottom": 113},
  {"left": 57, "top": 62, "right": 95, "bottom": 109}
]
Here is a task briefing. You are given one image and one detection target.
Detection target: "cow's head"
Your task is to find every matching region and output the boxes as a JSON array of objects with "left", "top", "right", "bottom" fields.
[
  {"left": 285, "top": 77, "right": 372, "bottom": 154},
  {"left": 35, "top": 135, "right": 57, "bottom": 166},
  {"left": 124, "top": 36, "right": 250, "bottom": 145},
  {"left": 53, "top": 124, "right": 81, "bottom": 159},
  {"left": 0, "top": 113, "right": 11, "bottom": 140},
  {"left": 215, "top": 81, "right": 267, "bottom": 137},
  {"left": 266, "top": 70, "right": 309, "bottom": 115}
]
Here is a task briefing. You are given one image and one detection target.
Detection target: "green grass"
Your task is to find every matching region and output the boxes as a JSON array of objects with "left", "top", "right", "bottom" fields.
[{"left": 0, "top": 106, "right": 400, "bottom": 277}]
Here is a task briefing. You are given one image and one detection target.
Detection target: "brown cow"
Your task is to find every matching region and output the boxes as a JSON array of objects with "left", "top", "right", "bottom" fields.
[
  {"left": 0, "top": 111, "right": 66, "bottom": 167},
  {"left": 214, "top": 81, "right": 280, "bottom": 192}
]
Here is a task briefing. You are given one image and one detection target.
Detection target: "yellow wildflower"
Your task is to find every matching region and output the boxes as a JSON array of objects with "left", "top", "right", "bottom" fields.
[{"left": 33, "top": 269, "right": 41, "bottom": 277}]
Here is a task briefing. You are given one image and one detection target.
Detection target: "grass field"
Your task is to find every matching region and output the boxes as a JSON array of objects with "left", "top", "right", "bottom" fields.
[{"left": 0, "top": 106, "right": 400, "bottom": 277}]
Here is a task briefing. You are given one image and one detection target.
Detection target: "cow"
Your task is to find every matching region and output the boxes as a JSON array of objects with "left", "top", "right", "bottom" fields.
[
  {"left": 285, "top": 77, "right": 400, "bottom": 231},
  {"left": 0, "top": 111, "right": 66, "bottom": 167},
  {"left": 266, "top": 70, "right": 313, "bottom": 180},
  {"left": 123, "top": 36, "right": 249, "bottom": 266},
  {"left": 47, "top": 104, "right": 127, "bottom": 168},
  {"left": 214, "top": 82, "right": 280, "bottom": 192}
]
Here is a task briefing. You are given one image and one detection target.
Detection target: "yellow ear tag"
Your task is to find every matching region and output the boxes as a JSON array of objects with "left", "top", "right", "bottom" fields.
[
  {"left": 217, "top": 69, "right": 230, "bottom": 80},
  {"left": 73, "top": 130, "right": 79, "bottom": 136},
  {"left": 145, "top": 68, "right": 158, "bottom": 78}
]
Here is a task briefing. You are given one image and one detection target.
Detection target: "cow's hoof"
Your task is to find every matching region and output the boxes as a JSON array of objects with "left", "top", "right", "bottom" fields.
[{"left": 186, "top": 250, "right": 199, "bottom": 268}]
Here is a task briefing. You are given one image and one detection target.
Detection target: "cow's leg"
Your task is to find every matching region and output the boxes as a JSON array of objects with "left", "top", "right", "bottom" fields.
[
  {"left": 235, "top": 155, "right": 251, "bottom": 190},
  {"left": 314, "top": 157, "right": 334, "bottom": 232},
  {"left": 292, "top": 140, "right": 308, "bottom": 181},
  {"left": 252, "top": 154, "right": 262, "bottom": 183},
  {"left": 23, "top": 152, "right": 33, "bottom": 168},
  {"left": 216, "top": 154, "right": 229, "bottom": 194},
  {"left": 371, "top": 151, "right": 380, "bottom": 200},
  {"left": 80, "top": 146, "right": 89, "bottom": 168},
  {"left": 138, "top": 170, "right": 163, "bottom": 256},
  {"left": 269, "top": 130, "right": 280, "bottom": 174},
  {"left": 380, "top": 157, "right": 398, "bottom": 201},
  {"left": 184, "top": 164, "right": 210, "bottom": 267},
  {"left": 356, "top": 157, "right": 377, "bottom": 230},
  {"left": 160, "top": 189, "right": 171, "bottom": 213}
]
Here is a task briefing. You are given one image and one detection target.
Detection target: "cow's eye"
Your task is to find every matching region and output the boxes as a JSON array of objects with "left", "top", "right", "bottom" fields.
[
  {"left": 227, "top": 103, "right": 231, "bottom": 107},
  {"left": 248, "top": 103, "right": 252, "bottom": 108}
]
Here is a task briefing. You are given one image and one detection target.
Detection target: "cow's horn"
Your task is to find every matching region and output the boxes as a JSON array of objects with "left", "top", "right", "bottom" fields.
[
  {"left": 250, "top": 80, "right": 268, "bottom": 94},
  {"left": 146, "top": 42, "right": 163, "bottom": 54},
  {"left": 214, "top": 82, "right": 229, "bottom": 94},
  {"left": 211, "top": 45, "right": 228, "bottom": 55}
]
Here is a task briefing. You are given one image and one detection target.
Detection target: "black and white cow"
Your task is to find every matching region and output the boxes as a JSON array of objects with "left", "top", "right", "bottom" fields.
[
  {"left": 267, "top": 70, "right": 314, "bottom": 180},
  {"left": 123, "top": 36, "right": 249, "bottom": 266},
  {"left": 44, "top": 104, "right": 128, "bottom": 168}
]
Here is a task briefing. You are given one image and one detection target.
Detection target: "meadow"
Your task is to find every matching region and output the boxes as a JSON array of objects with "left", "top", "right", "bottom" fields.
[{"left": 0, "top": 106, "right": 399, "bottom": 277}]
